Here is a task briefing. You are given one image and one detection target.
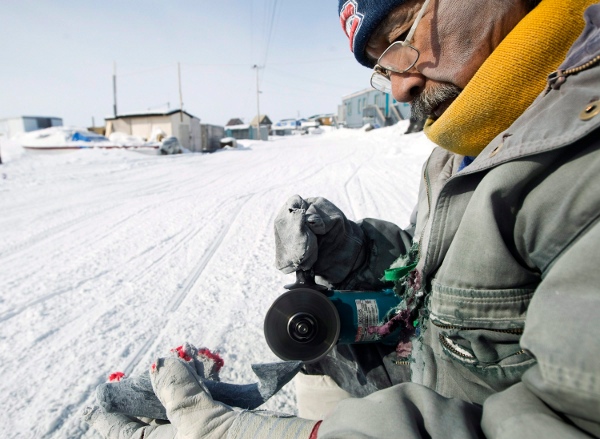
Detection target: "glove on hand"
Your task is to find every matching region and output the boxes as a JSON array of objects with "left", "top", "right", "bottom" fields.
[
  {"left": 96, "top": 343, "right": 223, "bottom": 420},
  {"left": 274, "top": 195, "right": 367, "bottom": 285},
  {"left": 84, "top": 356, "right": 319, "bottom": 439}
]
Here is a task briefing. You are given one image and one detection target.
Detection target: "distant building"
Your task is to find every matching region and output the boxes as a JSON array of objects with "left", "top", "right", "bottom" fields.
[
  {"left": 105, "top": 109, "right": 224, "bottom": 152},
  {"left": 338, "top": 89, "right": 411, "bottom": 129},
  {"left": 272, "top": 118, "right": 301, "bottom": 136},
  {"left": 226, "top": 118, "right": 244, "bottom": 126},
  {"left": 224, "top": 124, "right": 268, "bottom": 141},
  {"left": 225, "top": 114, "right": 271, "bottom": 140},
  {"left": 249, "top": 114, "right": 272, "bottom": 133},
  {"left": 304, "top": 114, "right": 338, "bottom": 127},
  {"left": 0, "top": 116, "right": 63, "bottom": 139}
]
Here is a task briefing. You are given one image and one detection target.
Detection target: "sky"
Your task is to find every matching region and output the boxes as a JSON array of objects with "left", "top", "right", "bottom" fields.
[
  {"left": 0, "top": 126, "right": 433, "bottom": 437},
  {"left": 1, "top": 0, "right": 374, "bottom": 128}
]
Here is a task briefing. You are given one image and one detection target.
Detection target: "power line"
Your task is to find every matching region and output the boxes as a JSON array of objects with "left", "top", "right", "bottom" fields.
[{"left": 262, "top": 0, "right": 281, "bottom": 68}]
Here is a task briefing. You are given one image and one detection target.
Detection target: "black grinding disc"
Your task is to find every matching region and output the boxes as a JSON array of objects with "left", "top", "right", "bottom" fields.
[{"left": 264, "top": 288, "right": 340, "bottom": 363}]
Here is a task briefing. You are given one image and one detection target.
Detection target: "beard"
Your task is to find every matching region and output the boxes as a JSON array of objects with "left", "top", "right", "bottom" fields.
[{"left": 411, "top": 83, "right": 462, "bottom": 120}]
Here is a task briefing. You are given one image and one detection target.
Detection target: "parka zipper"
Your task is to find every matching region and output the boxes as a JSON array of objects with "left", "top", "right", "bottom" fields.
[
  {"left": 432, "top": 320, "right": 524, "bottom": 335},
  {"left": 438, "top": 333, "right": 527, "bottom": 363},
  {"left": 438, "top": 334, "right": 477, "bottom": 360},
  {"left": 547, "top": 54, "right": 600, "bottom": 90},
  {"left": 417, "top": 157, "right": 433, "bottom": 260}
]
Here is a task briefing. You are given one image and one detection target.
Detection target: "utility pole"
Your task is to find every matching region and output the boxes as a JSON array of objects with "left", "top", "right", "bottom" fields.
[
  {"left": 253, "top": 65, "right": 261, "bottom": 140},
  {"left": 178, "top": 62, "right": 183, "bottom": 122},
  {"left": 113, "top": 62, "right": 118, "bottom": 117}
]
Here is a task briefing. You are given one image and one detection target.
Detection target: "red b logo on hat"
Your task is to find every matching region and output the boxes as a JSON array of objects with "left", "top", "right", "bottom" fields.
[{"left": 340, "top": 0, "right": 363, "bottom": 52}]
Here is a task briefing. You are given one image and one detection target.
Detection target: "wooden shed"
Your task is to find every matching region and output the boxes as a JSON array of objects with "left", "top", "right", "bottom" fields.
[{"left": 105, "top": 109, "right": 202, "bottom": 151}]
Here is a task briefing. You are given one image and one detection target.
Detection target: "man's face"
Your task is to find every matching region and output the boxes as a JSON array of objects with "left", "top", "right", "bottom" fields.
[{"left": 366, "top": 0, "right": 529, "bottom": 119}]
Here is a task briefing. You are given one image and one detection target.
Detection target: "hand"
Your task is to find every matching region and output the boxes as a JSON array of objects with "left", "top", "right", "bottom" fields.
[
  {"left": 84, "top": 357, "right": 318, "bottom": 439},
  {"left": 94, "top": 343, "right": 224, "bottom": 421},
  {"left": 274, "top": 195, "right": 367, "bottom": 285}
]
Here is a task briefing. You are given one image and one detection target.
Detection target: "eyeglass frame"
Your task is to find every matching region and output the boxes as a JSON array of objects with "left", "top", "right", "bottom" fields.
[{"left": 370, "top": 0, "right": 432, "bottom": 92}]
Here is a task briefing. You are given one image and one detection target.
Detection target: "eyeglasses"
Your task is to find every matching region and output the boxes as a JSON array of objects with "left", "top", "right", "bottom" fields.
[{"left": 370, "top": 0, "right": 432, "bottom": 94}]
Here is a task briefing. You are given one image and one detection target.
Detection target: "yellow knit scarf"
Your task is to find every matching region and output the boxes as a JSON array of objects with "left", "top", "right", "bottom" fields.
[{"left": 423, "top": 0, "right": 594, "bottom": 156}]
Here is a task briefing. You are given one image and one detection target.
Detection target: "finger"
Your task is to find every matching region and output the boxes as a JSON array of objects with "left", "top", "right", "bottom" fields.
[{"left": 81, "top": 405, "right": 150, "bottom": 439}]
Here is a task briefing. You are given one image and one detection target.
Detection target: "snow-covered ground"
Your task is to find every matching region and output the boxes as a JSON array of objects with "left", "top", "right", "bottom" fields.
[{"left": 0, "top": 124, "right": 434, "bottom": 439}]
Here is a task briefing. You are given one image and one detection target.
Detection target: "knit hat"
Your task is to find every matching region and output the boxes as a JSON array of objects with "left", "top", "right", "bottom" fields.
[{"left": 339, "top": 0, "right": 408, "bottom": 67}]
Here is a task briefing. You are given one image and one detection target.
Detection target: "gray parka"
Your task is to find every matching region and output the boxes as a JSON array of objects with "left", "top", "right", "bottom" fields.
[{"left": 316, "top": 5, "right": 600, "bottom": 438}]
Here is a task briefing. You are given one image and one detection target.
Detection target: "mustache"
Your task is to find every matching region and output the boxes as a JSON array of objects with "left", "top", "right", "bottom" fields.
[{"left": 411, "top": 84, "right": 461, "bottom": 120}]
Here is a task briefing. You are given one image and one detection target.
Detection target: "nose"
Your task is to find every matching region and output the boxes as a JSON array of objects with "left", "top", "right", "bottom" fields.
[{"left": 390, "top": 71, "right": 426, "bottom": 103}]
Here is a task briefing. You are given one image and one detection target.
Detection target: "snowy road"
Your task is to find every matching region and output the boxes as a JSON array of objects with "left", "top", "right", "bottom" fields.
[{"left": 0, "top": 124, "right": 433, "bottom": 438}]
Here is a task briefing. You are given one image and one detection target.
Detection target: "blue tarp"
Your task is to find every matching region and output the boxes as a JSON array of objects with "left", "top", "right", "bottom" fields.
[{"left": 71, "top": 131, "right": 109, "bottom": 142}]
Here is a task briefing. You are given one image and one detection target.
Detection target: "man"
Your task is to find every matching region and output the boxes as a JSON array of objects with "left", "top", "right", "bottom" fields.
[{"left": 85, "top": 0, "right": 600, "bottom": 437}]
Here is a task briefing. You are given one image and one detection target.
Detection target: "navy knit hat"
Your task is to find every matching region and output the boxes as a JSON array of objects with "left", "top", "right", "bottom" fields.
[{"left": 339, "top": 0, "right": 408, "bottom": 68}]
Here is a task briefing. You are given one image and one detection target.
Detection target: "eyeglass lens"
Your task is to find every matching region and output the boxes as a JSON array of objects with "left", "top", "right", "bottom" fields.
[
  {"left": 379, "top": 44, "right": 419, "bottom": 74},
  {"left": 371, "top": 73, "right": 392, "bottom": 93}
]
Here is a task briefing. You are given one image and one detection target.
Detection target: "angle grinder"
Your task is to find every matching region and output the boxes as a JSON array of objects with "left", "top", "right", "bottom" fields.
[{"left": 264, "top": 270, "right": 402, "bottom": 363}]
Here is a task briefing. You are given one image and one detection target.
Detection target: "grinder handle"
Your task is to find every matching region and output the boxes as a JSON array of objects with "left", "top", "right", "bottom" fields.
[{"left": 284, "top": 270, "right": 329, "bottom": 292}]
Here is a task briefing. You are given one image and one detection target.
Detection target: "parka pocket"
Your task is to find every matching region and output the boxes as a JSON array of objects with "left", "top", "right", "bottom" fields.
[
  {"left": 426, "top": 281, "right": 538, "bottom": 392},
  {"left": 433, "top": 321, "right": 536, "bottom": 391},
  {"left": 429, "top": 281, "right": 536, "bottom": 329},
  {"left": 436, "top": 323, "right": 524, "bottom": 363}
]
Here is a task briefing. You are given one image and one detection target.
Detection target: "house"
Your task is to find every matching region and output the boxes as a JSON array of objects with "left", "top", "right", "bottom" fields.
[
  {"left": 272, "top": 118, "right": 301, "bottom": 136},
  {"left": 224, "top": 124, "right": 268, "bottom": 141},
  {"left": 304, "top": 114, "right": 338, "bottom": 127},
  {"left": 338, "top": 89, "right": 411, "bottom": 129},
  {"left": 225, "top": 114, "right": 271, "bottom": 140},
  {"left": 0, "top": 116, "right": 63, "bottom": 139},
  {"left": 226, "top": 118, "right": 244, "bottom": 126},
  {"left": 249, "top": 114, "right": 272, "bottom": 133},
  {"left": 105, "top": 109, "right": 224, "bottom": 152}
]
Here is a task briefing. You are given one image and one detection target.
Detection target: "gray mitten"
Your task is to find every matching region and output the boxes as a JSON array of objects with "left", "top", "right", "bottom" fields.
[{"left": 274, "top": 195, "right": 367, "bottom": 285}]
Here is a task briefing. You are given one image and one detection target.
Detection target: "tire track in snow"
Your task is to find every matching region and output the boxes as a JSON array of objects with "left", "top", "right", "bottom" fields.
[
  {"left": 0, "top": 160, "right": 236, "bottom": 264},
  {"left": 240, "top": 148, "right": 362, "bottom": 202},
  {"left": 0, "top": 270, "right": 109, "bottom": 324},
  {"left": 39, "top": 195, "right": 248, "bottom": 439},
  {"left": 123, "top": 193, "right": 245, "bottom": 286},
  {"left": 92, "top": 194, "right": 253, "bottom": 388},
  {"left": 1, "top": 173, "right": 241, "bottom": 295},
  {"left": 168, "top": 194, "right": 253, "bottom": 314},
  {"left": 343, "top": 148, "right": 376, "bottom": 219}
]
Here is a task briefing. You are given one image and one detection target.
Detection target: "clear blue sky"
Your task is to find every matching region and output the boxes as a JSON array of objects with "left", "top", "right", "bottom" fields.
[{"left": 1, "top": 0, "right": 373, "bottom": 127}]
